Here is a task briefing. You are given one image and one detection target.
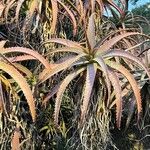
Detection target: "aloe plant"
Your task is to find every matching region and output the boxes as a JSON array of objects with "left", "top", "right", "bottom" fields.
[
  {"left": 38, "top": 14, "right": 150, "bottom": 128},
  {"left": 0, "top": 40, "right": 51, "bottom": 121}
]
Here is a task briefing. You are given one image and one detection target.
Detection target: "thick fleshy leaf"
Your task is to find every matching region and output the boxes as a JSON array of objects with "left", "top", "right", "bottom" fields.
[
  {"left": 15, "top": 0, "right": 25, "bottom": 23},
  {"left": 94, "top": 56, "right": 111, "bottom": 106},
  {"left": 4, "top": 0, "right": 16, "bottom": 21},
  {"left": 91, "top": 0, "right": 96, "bottom": 13},
  {"left": 96, "top": 0, "right": 104, "bottom": 15},
  {"left": 80, "top": 64, "right": 97, "bottom": 125},
  {"left": 46, "top": 47, "right": 84, "bottom": 55},
  {"left": 39, "top": 54, "right": 85, "bottom": 84},
  {"left": 1, "top": 47, "right": 51, "bottom": 69},
  {"left": 0, "top": 61, "right": 36, "bottom": 121},
  {"left": 8, "top": 55, "right": 36, "bottom": 62},
  {"left": 22, "top": 0, "right": 39, "bottom": 36},
  {"left": 108, "top": 69, "right": 122, "bottom": 129},
  {"left": 57, "top": 0, "right": 77, "bottom": 35},
  {"left": 42, "top": 83, "right": 61, "bottom": 106},
  {"left": 106, "top": 0, "right": 124, "bottom": 15},
  {"left": 107, "top": 60, "right": 142, "bottom": 122},
  {"left": 50, "top": 0, "right": 58, "bottom": 33},
  {"left": 0, "top": 2, "right": 5, "bottom": 17},
  {"left": 13, "top": 63, "right": 32, "bottom": 78},
  {"left": 103, "top": 50, "right": 150, "bottom": 79},
  {"left": 0, "top": 41, "right": 7, "bottom": 48},
  {"left": 11, "top": 124, "right": 20, "bottom": 150},
  {"left": 87, "top": 13, "right": 96, "bottom": 50},
  {"left": 54, "top": 68, "right": 85, "bottom": 125},
  {"left": 41, "top": 38, "right": 84, "bottom": 50},
  {"left": 95, "top": 32, "right": 142, "bottom": 55}
]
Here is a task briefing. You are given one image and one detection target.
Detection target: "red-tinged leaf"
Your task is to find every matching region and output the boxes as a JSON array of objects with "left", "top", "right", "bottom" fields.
[
  {"left": 11, "top": 124, "right": 20, "bottom": 150},
  {"left": 57, "top": 0, "right": 77, "bottom": 35},
  {"left": 0, "top": 2, "right": 5, "bottom": 17},
  {"left": 39, "top": 54, "right": 85, "bottom": 84},
  {"left": 4, "top": 0, "right": 16, "bottom": 21},
  {"left": 22, "top": 0, "right": 39, "bottom": 35},
  {"left": 87, "top": 13, "right": 96, "bottom": 50},
  {"left": 106, "top": 0, "right": 124, "bottom": 15},
  {"left": 46, "top": 47, "right": 84, "bottom": 55},
  {"left": 91, "top": 0, "right": 95, "bottom": 13},
  {"left": 0, "top": 40, "right": 7, "bottom": 48},
  {"left": 1, "top": 47, "right": 51, "bottom": 69},
  {"left": 77, "top": 0, "right": 85, "bottom": 21},
  {"left": 15, "top": 0, "right": 25, "bottom": 24},
  {"left": 50, "top": 0, "right": 58, "bottom": 33},
  {"left": 0, "top": 80, "right": 4, "bottom": 113},
  {"left": 107, "top": 60, "right": 142, "bottom": 122},
  {"left": 94, "top": 56, "right": 111, "bottom": 106},
  {"left": 103, "top": 50, "right": 150, "bottom": 79},
  {"left": 96, "top": 0, "right": 104, "bottom": 16},
  {"left": 125, "top": 96, "right": 136, "bottom": 130},
  {"left": 8, "top": 55, "right": 36, "bottom": 62},
  {"left": 54, "top": 68, "right": 85, "bottom": 126},
  {"left": 0, "top": 61, "right": 36, "bottom": 121},
  {"left": 108, "top": 69, "right": 122, "bottom": 129},
  {"left": 41, "top": 38, "right": 84, "bottom": 50},
  {"left": 13, "top": 63, "right": 32, "bottom": 77},
  {"left": 94, "top": 29, "right": 135, "bottom": 49},
  {"left": 95, "top": 32, "right": 141, "bottom": 55},
  {"left": 42, "top": 83, "right": 61, "bottom": 106},
  {"left": 80, "top": 64, "right": 97, "bottom": 125}
]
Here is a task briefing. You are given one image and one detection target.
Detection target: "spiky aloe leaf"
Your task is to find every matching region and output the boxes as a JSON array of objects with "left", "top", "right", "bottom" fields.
[
  {"left": 11, "top": 124, "right": 20, "bottom": 150},
  {"left": 0, "top": 61, "right": 36, "bottom": 121},
  {"left": 80, "top": 63, "right": 97, "bottom": 125},
  {"left": 39, "top": 54, "right": 85, "bottom": 84},
  {"left": 41, "top": 38, "right": 84, "bottom": 50},
  {"left": 0, "top": 47, "right": 51, "bottom": 69},
  {"left": 104, "top": 0, "right": 124, "bottom": 15},
  {"left": 0, "top": 2, "right": 5, "bottom": 17},
  {"left": 103, "top": 50, "right": 150, "bottom": 79},
  {"left": 0, "top": 41, "right": 7, "bottom": 48},
  {"left": 91, "top": 0, "right": 96, "bottom": 13},
  {"left": 87, "top": 13, "right": 96, "bottom": 50},
  {"left": 95, "top": 32, "right": 144, "bottom": 55},
  {"left": 8, "top": 55, "right": 36, "bottom": 62},
  {"left": 108, "top": 69, "right": 122, "bottom": 129},
  {"left": 51, "top": 0, "right": 58, "bottom": 33},
  {"left": 94, "top": 56, "right": 111, "bottom": 106},
  {"left": 96, "top": 0, "right": 104, "bottom": 16},
  {"left": 46, "top": 47, "right": 84, "bottom": 55},
  {"left": 13, "top": 63, "right": 32, "bottom": 78},
  {"left": 42, "top": 83, "right": 61, "bottom": 106},
  {"left": 4, "top": 0, "right": 15, "bottom": 21},
  {"left": 15, "top": 0, "right": 25, "bottom": 24},
  {"left": 23, "top": 0, "right": 39, "bottom": 30},
  {"left": 57, "top": 0, "right": 77, "bottom": 35},
  {"left": 54, "top": 68, "right": 85, "bottom": 126},
  {"left": 107, "top": 60, "right": 142, "bottom": 122}
]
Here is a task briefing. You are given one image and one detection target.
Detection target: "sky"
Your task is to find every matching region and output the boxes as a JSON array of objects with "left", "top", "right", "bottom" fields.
[{"left": 129, "top": 0, "right": 150, "bottom": 10}]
